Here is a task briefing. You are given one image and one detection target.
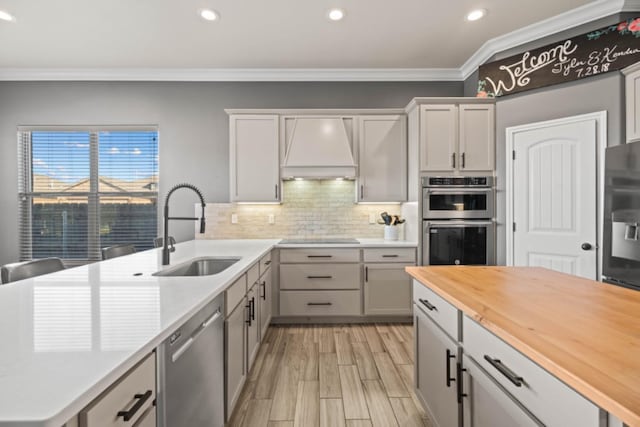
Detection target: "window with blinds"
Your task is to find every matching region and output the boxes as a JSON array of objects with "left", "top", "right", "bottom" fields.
[{"left": 18, "top": 127, "right": 159, "bottom": 264}]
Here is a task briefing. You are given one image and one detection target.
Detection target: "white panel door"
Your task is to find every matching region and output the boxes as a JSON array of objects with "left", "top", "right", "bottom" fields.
[{"left": 513, "top": 119, "right": 597, "bottom": 279}]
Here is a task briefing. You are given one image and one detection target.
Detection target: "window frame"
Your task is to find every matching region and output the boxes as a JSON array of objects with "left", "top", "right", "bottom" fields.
[{"left": 17, "top": 125, "right": 159, "bottom": 264}]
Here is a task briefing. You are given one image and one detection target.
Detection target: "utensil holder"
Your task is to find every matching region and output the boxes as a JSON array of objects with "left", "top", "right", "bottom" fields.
[{"left": 384, "top": 225, "right": 399, "bottom": 241}]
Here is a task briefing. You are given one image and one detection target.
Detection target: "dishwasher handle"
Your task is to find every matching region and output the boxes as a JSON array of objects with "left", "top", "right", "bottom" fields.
[{"left": 171, "top": 308, "right": 222, "bottom": 363}]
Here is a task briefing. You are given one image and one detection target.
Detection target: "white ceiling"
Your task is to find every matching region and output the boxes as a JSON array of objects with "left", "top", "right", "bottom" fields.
[{"left": 0, "top": 0, "right": 632, "bottom": 79}]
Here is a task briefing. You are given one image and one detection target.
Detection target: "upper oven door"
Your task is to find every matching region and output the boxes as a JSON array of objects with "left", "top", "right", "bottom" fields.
[{"left": 422, "top": 188, "right": 494, "bottom": 219}]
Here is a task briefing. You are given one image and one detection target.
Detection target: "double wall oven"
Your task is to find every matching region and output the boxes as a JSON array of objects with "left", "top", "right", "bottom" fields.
[{"left": 422, "top": 176, "right": 496, "bottom": 266}]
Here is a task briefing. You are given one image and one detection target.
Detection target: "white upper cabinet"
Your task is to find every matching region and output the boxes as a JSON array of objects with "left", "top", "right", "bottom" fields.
[
  {"left": 459, "top": 104, "right": 495, "bottom": 171},
  {"left": 229, "top": 115, "right": 280, "bottom": 202},
  {"left": 420, "top": 105, "right": 458, "bottom": 172},
  {"left": 419, "top": 102, "right": 495, "bottom": 173},
  {"left": 624, "top": 64, "right": 640, "bottom": 143},
  {"left": 358, "top": 115, "right": 407, "bottom": 202}
]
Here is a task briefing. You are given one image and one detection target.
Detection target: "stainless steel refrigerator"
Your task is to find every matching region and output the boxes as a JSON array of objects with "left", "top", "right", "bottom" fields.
[{"left": 603, "top": 141, "right": 640, "bottom": 290}]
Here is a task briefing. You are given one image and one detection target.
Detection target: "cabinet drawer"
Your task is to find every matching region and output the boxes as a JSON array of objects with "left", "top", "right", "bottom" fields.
[
  {"left": 412, "top": 280, "right": 459, "bottom": 341},
  {"left": 80, "top": 353, "right": 156, "bottom": 427},
  {"left": 259, "top": 252, "right": 272, "bottom": 276},
  {"left": 280, "top": 264, "right": 360, "bottom": 290},
  {"left": 280, "top": 248, "right": 360, "bottom": 263},
  {"left": 247, "top": 262, "right": 260, "bottom": 286},
  {"left": 280, "top": 290, "right": 361, "bottom": 316},
  {"left": 463, "top": 316, "right": 600, "bottom": 427},
  {"left": 226, "top": 274, "right": 247, "bottom": 316},
  {"left": 363, "top": 248, "right": 416, "bottom": 263}
]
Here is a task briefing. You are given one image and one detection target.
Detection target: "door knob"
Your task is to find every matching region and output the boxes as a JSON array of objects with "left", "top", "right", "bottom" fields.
[{"left": 581, "top": 243, "right": 593, "bottom": 250}]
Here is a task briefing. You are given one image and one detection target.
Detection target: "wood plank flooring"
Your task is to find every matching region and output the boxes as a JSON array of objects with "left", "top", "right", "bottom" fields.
[{"left": 228, "top": 324, "right": 433, "bottom": 427}]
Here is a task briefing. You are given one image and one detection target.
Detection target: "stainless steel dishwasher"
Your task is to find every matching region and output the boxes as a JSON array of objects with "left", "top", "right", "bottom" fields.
[{"left": 158, "top": 294, "right": 224, "bottom": 427}]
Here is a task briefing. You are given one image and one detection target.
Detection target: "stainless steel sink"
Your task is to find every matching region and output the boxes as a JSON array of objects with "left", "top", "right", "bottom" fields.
[{"left": 153, "top": 257, "right": 240, "bottom": 277}]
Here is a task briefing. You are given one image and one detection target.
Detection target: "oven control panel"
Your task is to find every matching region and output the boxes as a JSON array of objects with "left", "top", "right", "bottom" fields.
[{"left": 422, "top": 176, "right": 493, "bottom": 187}]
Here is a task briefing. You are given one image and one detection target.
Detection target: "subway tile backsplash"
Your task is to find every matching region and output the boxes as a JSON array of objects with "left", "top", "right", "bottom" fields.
[{"left": 199, "top": 180, "right": 403, "bottom": 239}]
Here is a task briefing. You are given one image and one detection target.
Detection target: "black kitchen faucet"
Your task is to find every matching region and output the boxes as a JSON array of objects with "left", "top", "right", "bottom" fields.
[{"left": 162, "top": 183, "right": 206, "bottom": 265}]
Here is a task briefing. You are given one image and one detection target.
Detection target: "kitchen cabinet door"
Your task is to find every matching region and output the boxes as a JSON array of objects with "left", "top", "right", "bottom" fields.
[
  {"left": 625, "top": 66, "right": 640, "bottom": 143},
  {"left": 230, "top": 115, "right": 280, "bottom": 202},
  {"left": 459, "top": 104, "right": 495, "bottom": 172},
  {"left": 364, "top": 264, "right": 413, "bottom": 315},
  {"left": 420, "top": 105, "right": 458, "bottom": 172},
  {"left": 414, "top": 303, "right": 459, "bottom": 427},
  {"left": 462, "top": 355, "right": 542, "bottom": 427},
  {"left": 225, "top": 299, "right": 246, "bottom": 421},
  {"left": 358, "top": 115, "right": 407, "bottom": 202},
  {"left": 246, "top": 284, "right": 260, "bottom": 373},
  {"left": 258, "top": 270, "right": 272, "bottom": 342}
]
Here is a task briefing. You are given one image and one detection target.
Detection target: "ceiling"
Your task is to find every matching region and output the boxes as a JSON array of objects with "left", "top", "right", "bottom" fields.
[{"left": 0, "top": 0, "right": 631, "bottom": 79}]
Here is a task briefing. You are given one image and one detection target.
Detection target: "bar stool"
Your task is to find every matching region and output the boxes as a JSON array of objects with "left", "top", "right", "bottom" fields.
[
  {"left": 101, "top": 244, "right": 137, "bottom": 260},
  {"left": 1, "top": 258, "right": 66, "bottom": 284}
]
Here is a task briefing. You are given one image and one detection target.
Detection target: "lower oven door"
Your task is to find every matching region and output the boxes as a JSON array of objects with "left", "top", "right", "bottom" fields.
[{"left": 423, "top": 220, "right": 495, "bottom": 266}]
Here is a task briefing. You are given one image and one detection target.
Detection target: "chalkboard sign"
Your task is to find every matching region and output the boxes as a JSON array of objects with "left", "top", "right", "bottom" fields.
[{"left": 477, "top": 17, "right": 640, "bottom": 97}]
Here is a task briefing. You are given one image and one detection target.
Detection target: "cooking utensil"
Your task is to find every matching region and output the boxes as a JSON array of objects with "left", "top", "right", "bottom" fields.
[{"left": 380, "top": 212, "right": 391, "bottom": 225}]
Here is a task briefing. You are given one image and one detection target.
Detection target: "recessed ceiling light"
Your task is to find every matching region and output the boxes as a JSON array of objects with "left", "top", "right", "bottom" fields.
[
  {"left": 466, "top": 9, "right": 487, "bottom": 22},
  {"left": 199, "top": 9, "right": 219, "bottom": 21},
  {"left": 327, "top": 8, "right": 345, "bottom": 21},
  {"left": 0, "top": 10, "right": 15, "bottom": 22}
]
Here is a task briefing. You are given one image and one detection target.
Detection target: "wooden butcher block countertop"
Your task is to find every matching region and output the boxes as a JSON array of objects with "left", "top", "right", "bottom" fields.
[{"left": 405, "top": 266, "right": 640, "bottom": 427}]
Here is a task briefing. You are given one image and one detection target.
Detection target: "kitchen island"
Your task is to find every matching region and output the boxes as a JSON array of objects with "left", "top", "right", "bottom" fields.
[
  {"left": 406, "top": 266, "right": 640, "bottom": 427},
  {"left": 0, "top": 239, "right": 278, "bottom": 427}
]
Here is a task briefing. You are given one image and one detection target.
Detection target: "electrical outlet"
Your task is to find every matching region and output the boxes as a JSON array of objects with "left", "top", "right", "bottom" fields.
[
  {"left": 231, "top": 213, "right": 238, "bottom": 224},
  {"left": 268, "top": 214, "right": 275, "bottom": 224},
  {"left": 369, "top": 213, "right": 376, "bottom": 224}
]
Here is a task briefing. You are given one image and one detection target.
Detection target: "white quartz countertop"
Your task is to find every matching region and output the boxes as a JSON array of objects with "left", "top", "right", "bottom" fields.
[
  {"left": 0, "top": 237, "right": 416, "bottom": 426},
  {"left": 0, "top": 239, "right": 278, "bottom": 427}
]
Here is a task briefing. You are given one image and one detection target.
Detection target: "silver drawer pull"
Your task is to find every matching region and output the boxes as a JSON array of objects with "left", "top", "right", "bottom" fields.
[
  {"left": 307, "top": 275, "right": 333, "bottom": 279},
  {"left": 307, "top": 302, "right": 332, "bottom": 306},
  {"left": 484, "top": 355, "right": 524, "bottom": 387}
]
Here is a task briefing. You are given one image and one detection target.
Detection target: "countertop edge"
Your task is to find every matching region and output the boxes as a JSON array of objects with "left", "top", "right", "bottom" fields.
[{"left": 405, "top": 267, "right": 640, "bottom": 427}]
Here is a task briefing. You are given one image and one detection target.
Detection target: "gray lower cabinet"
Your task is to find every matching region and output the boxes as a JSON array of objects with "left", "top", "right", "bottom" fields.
[
  {"left": 414, "top": 301, "right": 459, "bottom": 427},
  {"left": 462, "top": 355, "right": 542, "bottom": 427},
  {"left": 258, "top": 268, "right": 273, "bottom": 341},
  {"left": 364, "top": 263, "right": 413, "bottom": 315},
  {"left": 225, "top": 297, "right": 246, "bottom": 421},
  {"left": 246, "top": 283, "right": 260, "bottom": 371}
]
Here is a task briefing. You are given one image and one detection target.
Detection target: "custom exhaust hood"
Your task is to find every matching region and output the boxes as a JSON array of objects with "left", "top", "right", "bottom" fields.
[{"left": 281, "top": 117, "right": 357, "bottom": 179}]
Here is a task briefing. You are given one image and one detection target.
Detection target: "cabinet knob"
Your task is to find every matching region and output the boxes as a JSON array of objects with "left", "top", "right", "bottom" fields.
[{"left": 581, "top": 242, "right": 593, "bottom": 251}]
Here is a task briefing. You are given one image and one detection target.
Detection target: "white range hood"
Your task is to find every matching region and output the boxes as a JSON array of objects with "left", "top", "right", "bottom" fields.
[{"left": 281, "top": 117, "right": 357, "bottom": 179}]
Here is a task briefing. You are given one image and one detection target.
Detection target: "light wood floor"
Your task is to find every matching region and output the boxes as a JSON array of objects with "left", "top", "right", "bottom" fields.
[{"left": 228, "top": 323, "right": 433, "bottom": 427}]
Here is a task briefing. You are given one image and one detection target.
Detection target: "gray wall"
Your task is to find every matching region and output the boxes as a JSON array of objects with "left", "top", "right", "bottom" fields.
[{"left": 0, "top": 81, "right": 462, "bottom": 265}]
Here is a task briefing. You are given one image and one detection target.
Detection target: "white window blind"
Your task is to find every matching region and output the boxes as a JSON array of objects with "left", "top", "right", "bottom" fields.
[{"left": 17, "top": 127, "right": 159, "bottom": 264}]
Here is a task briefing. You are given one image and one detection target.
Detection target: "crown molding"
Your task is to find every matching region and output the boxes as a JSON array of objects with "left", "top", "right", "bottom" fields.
[
  {"left": 0, "top": 1, "right": 636, "bottom": 82},
  {"left": 460, "top": 0, "right": 631, "bottom": 79},
  {"left": 0, "top": 67, "right": 463, "bottom": 82}
]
